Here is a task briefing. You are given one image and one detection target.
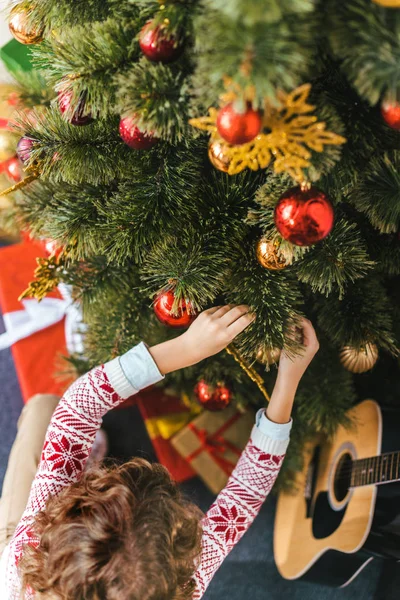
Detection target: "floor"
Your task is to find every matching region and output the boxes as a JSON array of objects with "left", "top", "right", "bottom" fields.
[{"left": 0, "top": 309, "right": 397, "bottom": 599}]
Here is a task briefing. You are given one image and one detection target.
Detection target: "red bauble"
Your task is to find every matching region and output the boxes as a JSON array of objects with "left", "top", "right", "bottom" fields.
[
  {"left": 4, "top": 156, "right": 22, "bottom": 182},
  {"left": 139, "top": 21, "right": 182, "bottom": 63},
  {"left": 17, "top": 136, "right": 34, "bottom": 164},
  {"left": 381, "top": 101, "right": 400, "bottom": 130},
  {"left": 119, "top": 116, "right": 158, "bottom": 150},
  {"left": 216, "top": 102, "right": 262, "bottom": 145},
  {"left": 274, "top": 185, "right": 334, "bottom": 246},
  {"left": 153, "top": 290, "right": 197, "bottom": 328},
  {"left": 58, "top": 89, "right": 93, "bottom": 126},
  {"left": 194, "top": 380, "right": 233, "bottom": 411}
]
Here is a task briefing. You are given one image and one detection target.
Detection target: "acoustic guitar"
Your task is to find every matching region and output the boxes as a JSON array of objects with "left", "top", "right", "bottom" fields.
[{"left": 274, "top": 400, "right": 400, "bottom": 587}]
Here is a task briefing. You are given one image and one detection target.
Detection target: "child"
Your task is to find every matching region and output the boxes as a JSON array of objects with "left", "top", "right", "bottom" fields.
[{"left": 0, "top": 304, "right": 318, "bottom": 599}]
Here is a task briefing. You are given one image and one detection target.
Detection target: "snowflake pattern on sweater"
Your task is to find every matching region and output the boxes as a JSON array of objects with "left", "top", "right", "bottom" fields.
[{"left": 4, "top": 362, "right": 285, "bottom": 600}]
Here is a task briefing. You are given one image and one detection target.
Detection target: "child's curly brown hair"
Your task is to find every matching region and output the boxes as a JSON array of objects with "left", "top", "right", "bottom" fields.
[{"left": 19, "top": 458, "right": 203, "bottom": 600}]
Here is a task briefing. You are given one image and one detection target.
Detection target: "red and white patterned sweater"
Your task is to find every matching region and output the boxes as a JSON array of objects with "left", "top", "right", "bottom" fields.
[{"left": 0, "top": 343, "right": 290, "bottom": 599}]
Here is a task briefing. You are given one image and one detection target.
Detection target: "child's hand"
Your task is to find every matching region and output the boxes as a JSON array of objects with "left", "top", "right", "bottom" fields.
[
  {"left": 278, "top": 318, "right": 319, "bottom": 386},
  {"left": 266, "top": 318, "right": 319, "bottom": 424},
  {"left": 149, "top": 305, "right": 255, "bottom": 375},
  {"left": 181, "top": 305, "right": 255, "bottom": 365}
]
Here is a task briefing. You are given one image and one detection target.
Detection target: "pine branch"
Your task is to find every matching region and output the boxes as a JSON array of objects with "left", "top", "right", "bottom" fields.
[
  {"left": 16, "top": 181, "right": 109, "bottom": 259},
  {"left": 209, "top": 0, "right": 316, "bottom": 26},
  {"left": 315, "top": 276, "right": 398, "bottom": 354},
  {"left": 327, "top": 0, "right": 400, "bottom": 104},
  {"left": 296, "top": 216, "right": 374, "bottom": 298},
  {"left": 140, "top": 230, "right": 231, "bottom": 310},
  {"left": 4, "top": 69, "right": 54, "bottom": 108},
  {"left": 31, "top": 16, "right": 141, "bottom": 119},
  {"left": 350, "top": 151, "right": 400, "bottom": 234},
  {"left": 225, "top": 237, "right": 304, "bottom": 359},
  {"left": 192, "top": 3, "right": 320, "bottom": 107},
  {"left": 13, "top": 108, "right": 140, "bottom": 185},
  {"left": 16, "top": 0, "right": 123, "bottom": 32},
  {"left": 98, "top": 141, "right": 205, "bottom": 263},
  {"left": 115, "top": 58, "right": 192, "bottom": 143}
]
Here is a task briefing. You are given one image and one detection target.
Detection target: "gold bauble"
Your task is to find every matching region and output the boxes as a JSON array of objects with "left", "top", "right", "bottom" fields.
[
  {"left": 255, "top": 236, "right": 288, "bottom": 270},
  {"left": 9, "top": 4, "right": 44, "bottom": 45},
  {"left": 372, "top": 0, "right": 400, "bottom": 6},
  {"left": 0, "top": 130, "right": 18, "bottom": 162},
  {"left": 208, "top": 140, "right": 231, "bottom": 173},
  {"left": 340, "top": 343, "right": 379, "bottom": 374},
  {"left": 256, "top": 346, "right": 281, "bottom": 365}
]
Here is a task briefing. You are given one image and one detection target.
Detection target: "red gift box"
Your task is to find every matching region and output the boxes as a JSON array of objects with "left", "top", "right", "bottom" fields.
[
  {"left": 136, "top": 387, "right": 197, "bottom": 483},
  {"left": 0, "top": 240, "right": 69, "bottom": 402}
]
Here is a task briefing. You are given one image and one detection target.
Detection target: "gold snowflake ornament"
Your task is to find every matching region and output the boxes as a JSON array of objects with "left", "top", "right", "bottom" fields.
[{"left": 190, "top": 84, "right": 346, "bottom": 182}]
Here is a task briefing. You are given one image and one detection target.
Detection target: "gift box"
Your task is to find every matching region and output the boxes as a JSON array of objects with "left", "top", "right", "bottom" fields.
[
  {"left": 0, "top": 39, "right": 34, "bottom": 76},
  {"left": 136, "top": 388, "right": 200, "bottom": 483},
  {"left": 0, "top": 240, "right": 70, "bottom": 402},
  {"left": 171, "top": 405, "right": 255, "bottom": 494}
]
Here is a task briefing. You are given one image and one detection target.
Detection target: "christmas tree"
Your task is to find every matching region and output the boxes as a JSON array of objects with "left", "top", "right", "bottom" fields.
[{"left": 2, "top": 0, "right": 400, "bottom": 487}]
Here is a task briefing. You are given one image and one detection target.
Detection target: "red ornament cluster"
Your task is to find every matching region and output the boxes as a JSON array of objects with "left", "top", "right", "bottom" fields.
[
  {"left": 119, "top": 116, "right": 158, "bottom": 150},
  {"left": 194, "top": 380, "right": 233, "bottom": 411},
  {"left": 58, "top": 89, "right": 93, "bottom": 126},
  {"left": 274, "top": 185, "right": 335, "bottom": 246},
  {"left": 216, "top": 102, "right": 262, "bottom": 145},
  {"left": 139, "top": 21, "right": 182, "bottom": 63},
  {"left": 153, "top": 290, "right": 197, "bottom": 328},
  {"left": 381, "top": 101, "right": 400, "bottom": 131}
]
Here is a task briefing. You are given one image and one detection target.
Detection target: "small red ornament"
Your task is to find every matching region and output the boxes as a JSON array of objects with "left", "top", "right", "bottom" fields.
[
  {"left": 153, "top": 290, "right": 197, "bottom": 328},
  {"left": 17, "top": 136, "right": 34, "bottom": 164},
  {"left": 139, "top": 21, "right": 182, "bottom": 63},
  {"left": 4, "top": 156, "right": 22, "bottom": 182},
  {"left": 274, "top": 185, "right": 334, "bottom": 246},
  {"left": 58, "top": 89, "right": 93, "bottom": 126},
  {"left": 216, "top": 102, "right": 262, "bottom": 145},
  {"left": 194, "top": 380, "right": 233, "bottom": 411},
  {"left": 119, "top": 116, "right": 158, "bottom": 150},
  {"left": 381, "top": 101, "right": 400, "bottom": 130}
]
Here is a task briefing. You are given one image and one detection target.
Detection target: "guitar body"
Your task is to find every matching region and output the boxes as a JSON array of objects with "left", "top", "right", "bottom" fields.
[{"left": 274, "top": 400, "right": 400, "bottom": 587}]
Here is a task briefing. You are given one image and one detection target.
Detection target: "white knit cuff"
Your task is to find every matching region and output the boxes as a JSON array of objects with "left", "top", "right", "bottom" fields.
[
  {"left": 104, "top": 342, "right": 164, "bottom": 399},
  {"left": 250, "top": 426, "right": 290, "bottom": 455},
  {"left": 255, "top": 408, "right": 293, "bottom": 441}
]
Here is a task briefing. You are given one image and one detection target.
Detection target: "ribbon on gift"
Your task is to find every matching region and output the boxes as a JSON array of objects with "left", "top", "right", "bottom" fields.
[
  {"left": 186, "top": 413, "right": 242, "bottom": 477},
  {"left": 0, "top": 282, "right": 85, "bottom": 354}
]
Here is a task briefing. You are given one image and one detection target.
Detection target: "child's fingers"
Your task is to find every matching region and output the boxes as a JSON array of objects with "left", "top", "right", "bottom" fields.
[
  {"left": 205, "top": 306, "right": 224, "bottom": 315},
  {"left": 220, "top": 304, "right": 250, "bottom": 326},
  {"left": 300, "top": 318, "right": 319, "bottom": 350},
  {"left": 227, "top": 312, "right": 255, "bottom": 338},
  {"left": 212, "top": 304, "right": 235, "bottom": 318}
]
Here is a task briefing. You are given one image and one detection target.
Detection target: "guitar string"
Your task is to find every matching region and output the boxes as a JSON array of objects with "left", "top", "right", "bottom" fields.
[
  {"left": 309, "top": 453, "right": 400, "bottom": 485},
  {"left": 336, "top": 453, "right": 400, "bottom": 478}
]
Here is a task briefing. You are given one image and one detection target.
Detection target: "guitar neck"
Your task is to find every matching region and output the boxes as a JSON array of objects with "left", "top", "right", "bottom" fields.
[{"left": 351, "top": 451, "right": 400, "bottom": 487}]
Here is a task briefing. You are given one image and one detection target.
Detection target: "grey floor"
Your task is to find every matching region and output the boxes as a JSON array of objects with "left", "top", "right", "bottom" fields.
[{"left": 0, "top": 311, "right": 397, "bottom": 599}]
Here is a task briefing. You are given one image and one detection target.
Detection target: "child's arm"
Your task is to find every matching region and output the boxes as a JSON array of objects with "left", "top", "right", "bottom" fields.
[
  {"left": 193, "top": 319, "right": 319, "bottom": 599},
  {"left": 8, "top": 305, "right": 253, "bottom": 566}
]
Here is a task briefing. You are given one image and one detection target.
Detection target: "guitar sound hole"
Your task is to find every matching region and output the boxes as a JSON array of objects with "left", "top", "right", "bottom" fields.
[{"left": 334, "top": 453, "right": 352, "bottom": 502}]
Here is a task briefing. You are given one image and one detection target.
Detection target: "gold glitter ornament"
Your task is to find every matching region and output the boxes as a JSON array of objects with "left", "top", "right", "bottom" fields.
[
  {"left": 208, "top": 140, "right": 231, "bottom": 173},
  {"left": 190, "top": 83, "right": 346, "bottom": 182},
  {"left": 9, "top": 4, "right": 44, "bottom": 45},
  {"left": 340, "top": 343, "right": 379, "bottom": 374},
  {"left": 372, "top": 0, "right": 400, "bottom": 6},
  {"left": 256, "top": 236, "right": 288, "bottom": 270},
  {"left": 256, "top": 346, "right": 281, "bottom": 365}
]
